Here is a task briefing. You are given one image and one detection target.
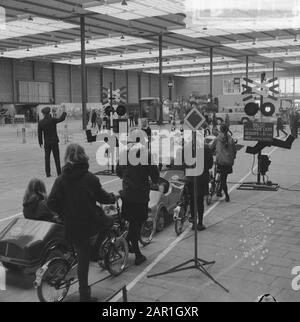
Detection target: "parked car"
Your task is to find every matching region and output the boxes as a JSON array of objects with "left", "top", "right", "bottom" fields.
[
  {"left": 216, "top": 107, "right": 254, "bottom": 124},
  {"left": 0, "top": 218, "right": 67, "bottom": 273}
]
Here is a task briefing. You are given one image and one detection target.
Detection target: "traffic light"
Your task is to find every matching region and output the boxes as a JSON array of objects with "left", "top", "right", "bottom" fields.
[
  {"left": 116, "top": 105, "right": 126, "bottom": 117},
  {"left": 105, "top": 106, "right": 113, "bottom": 117},
  {"left": 258, "top": 155, "right": 271, "bottom": 175},
  {"left": 261, "top": 102, "right": 275, "bottom": 117},
  {"left": 245, "top": 102, "right": 259, "bottom": 116},
  {"left": 244, "top": 101, "right": 276, "bottom": 117}
]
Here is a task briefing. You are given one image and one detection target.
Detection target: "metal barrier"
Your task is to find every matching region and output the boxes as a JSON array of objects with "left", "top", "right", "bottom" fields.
[{"left": 105, "top": 285, "right": 128, "bottom": 303}]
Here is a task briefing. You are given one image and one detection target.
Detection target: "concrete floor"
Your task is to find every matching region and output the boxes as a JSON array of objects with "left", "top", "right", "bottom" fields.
[{"left": 0, "top": 121, "right": 300, "bottom": 302}]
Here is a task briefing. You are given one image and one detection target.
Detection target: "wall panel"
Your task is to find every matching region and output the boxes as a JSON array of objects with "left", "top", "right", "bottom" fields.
[
  {"left": 15, "top": 60, "right": 33, "bottom": 81},
  {"left": 71, "top": 66, "right": 82, "bottom": 103},
  {"left": 54, "top": 64, "right": 71, "bottom": 104},
  {"left": 115, "top": 70, "right": 126, "bottom": 89},
  {"left": 0, "top": 59, "right": 13, "bottom": 102},
  {"left": 128, "top": 71, "right": 138, "bottom": 103},
  {"left": 87, "top": 67, "right": 100, "bottom": 103},
  {"left": 141, "top": 73, "right": 150, "bottom": 98},
  {"left": 34, "top": 62, "right": 52, "bottom": 82}
]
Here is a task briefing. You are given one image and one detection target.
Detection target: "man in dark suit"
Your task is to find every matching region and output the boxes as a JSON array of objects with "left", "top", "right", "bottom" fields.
[{"left": 38, "top": 107, "right": 67, "bottom": 177}]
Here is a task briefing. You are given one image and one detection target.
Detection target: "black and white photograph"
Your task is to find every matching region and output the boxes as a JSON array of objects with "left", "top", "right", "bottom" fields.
[{"left": 0, "top": 0, "right": 300, "bottom": 309}]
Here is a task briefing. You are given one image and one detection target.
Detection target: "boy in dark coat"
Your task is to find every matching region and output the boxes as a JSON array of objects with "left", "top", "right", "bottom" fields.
[{"left": 116, "top": 139, "right": 159, "bottom": 265}]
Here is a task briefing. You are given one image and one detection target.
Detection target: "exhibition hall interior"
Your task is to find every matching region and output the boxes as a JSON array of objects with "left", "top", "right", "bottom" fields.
[{"left": 0, "top": 0, "right": 300, "bottom": 304}]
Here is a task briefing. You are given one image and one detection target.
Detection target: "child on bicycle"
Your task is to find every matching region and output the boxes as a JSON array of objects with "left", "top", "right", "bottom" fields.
[{"left": 209, "top": 124, "right": 237, "bottom": 202}]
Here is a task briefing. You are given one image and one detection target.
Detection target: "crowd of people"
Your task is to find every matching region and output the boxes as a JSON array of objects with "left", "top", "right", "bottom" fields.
[{"left": 18, "top": 100, "right": 300, "bottom": 301}]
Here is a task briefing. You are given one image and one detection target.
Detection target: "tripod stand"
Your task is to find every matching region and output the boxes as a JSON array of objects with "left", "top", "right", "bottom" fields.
[{"left": 148, "top": 167, "right": 229, "bottom": 293}]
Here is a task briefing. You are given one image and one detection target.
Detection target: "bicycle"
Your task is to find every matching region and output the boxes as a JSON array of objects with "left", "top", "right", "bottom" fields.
[
  {"left": 34, "top": 199, "right": 129, "bottom": 302},
  {"left": 172, "top": 179, "right": 191, "bottom": 236},
  {"left": 206, "top": 162, "right": 221, "bottom": 206}
]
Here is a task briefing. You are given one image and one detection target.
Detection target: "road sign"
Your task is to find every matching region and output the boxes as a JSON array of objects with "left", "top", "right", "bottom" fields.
[
  {"left": 244, "top": 122, "right": 274, "bottom": 142},
  {"left": 102, "top": 86, "right": 127, "bottom": 106},
  {"left": 184, "top": 107, "right": 205, "bottom": 131},
  {"left": 242, "top": 77, "right": 279, "bottom": 102}
]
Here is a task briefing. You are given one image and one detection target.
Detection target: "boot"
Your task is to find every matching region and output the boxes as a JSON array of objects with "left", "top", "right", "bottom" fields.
[
  {"left": 79, "top": 287, "right": 97, "bottom": 302},
  {"left": 132, "top": 241, "right": 147, "bottom": 266}
]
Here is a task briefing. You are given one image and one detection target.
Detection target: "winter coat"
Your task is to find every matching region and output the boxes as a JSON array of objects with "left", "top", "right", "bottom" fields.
[
  {"left": 116, "top": 144, "right": 160, "bottom": 204},
  {"left": 23, "top": 195, "right": 55, "bottom": 222},
  {"left": 38, "top": 113, "right": 67, "bottom": 146},
  {"left": 91, "top": 112, "right": 97, "bottom": 123},
  {"left": 185, "top": 144, "right": 214, "bottom": 184},
  {"left": 47, "top": 162, "right": 116, "bottom": 243},
  {"left": 210, "top": 133, "right": 237, "bottom": 167}
]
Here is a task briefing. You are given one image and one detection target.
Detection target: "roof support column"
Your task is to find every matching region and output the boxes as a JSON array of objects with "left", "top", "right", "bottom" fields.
[
  {"left": 246, "top": 56, "right": 249, "bottom": 83},
  {"left": 209, "top": 47, "right": 213, "bottom": 106},
  {"left": 80, "top": 15, "right": 87, "bottom": 130},
  {"left": 159, "top": 32, "right": 163, "bottom": 125},
  {"left": 138, "top": 72, "right": 142, "bottom": 117}
]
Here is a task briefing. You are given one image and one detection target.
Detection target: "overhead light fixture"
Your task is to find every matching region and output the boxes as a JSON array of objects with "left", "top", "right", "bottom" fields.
[
  {"left": 56, "top": 48, "right": 205, "bottom": 65},
  {"left": 252, "top": 39, "right": 256, "bottom": 45},
  {"left": 84, "top": 0, "right": 184, "bottom": 20},
  {"left": 149, "top": 49, "right": 152, "bottom": 54},
  {"left": 54, "top": 43, "right": 58, "bottom": 48},
  {"left": 0, "top": 17, "right": 77, "bottom": 41},
  {"left": 3, "top": 35, "right": 150, "bottom": 59},
  {"left": 294, "top": 35, "right": 298, "bottom": 42},
  {"left": 26, "top": 48, "right": 30, "bottom": 52}
]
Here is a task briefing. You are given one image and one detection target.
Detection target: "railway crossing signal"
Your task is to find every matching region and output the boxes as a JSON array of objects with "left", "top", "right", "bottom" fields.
[{"left": 242, "top": 76, "right": 279, "bottom": 117}]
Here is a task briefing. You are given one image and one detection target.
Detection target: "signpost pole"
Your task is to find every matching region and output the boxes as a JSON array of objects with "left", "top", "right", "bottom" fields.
[
  {"left": 80, "top": 15, "right": 87, "bottom": 131},
  {"left": 110, "top": 82, "right": 115, "bottom": 174},
  {"left": 192, "top": 131, "right": 198, "bottom": 266},
  {"left": 257, "top": 72, "right": 266, "bottom": 185}
]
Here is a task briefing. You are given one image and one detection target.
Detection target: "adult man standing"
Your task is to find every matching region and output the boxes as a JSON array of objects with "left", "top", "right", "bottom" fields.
[{"left": 38, "top": 107, "right": 67, "bottom": 177}]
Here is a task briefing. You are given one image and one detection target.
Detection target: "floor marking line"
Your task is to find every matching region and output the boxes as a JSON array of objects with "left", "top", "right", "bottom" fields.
[
  {"left": 110, "top": 146, "right": 279, "bottom": 302},
  {"left": 0, "top": 213, "right": 23, "bottom": 223}
]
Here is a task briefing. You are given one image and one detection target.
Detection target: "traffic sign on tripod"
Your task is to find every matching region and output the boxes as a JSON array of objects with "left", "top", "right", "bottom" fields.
[{"left": 184, "top": 107, "right": 205, "bottom": 131}]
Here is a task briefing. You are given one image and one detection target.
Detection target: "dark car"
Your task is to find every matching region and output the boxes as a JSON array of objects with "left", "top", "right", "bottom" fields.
[{"left": 0, "top": 218, "right": 67, "bottom": 273}]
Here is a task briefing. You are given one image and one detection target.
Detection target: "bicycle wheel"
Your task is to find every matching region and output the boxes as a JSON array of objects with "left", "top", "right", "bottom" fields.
[
  {"left": 139, "top": 219, "right": 155, "bottom": 246},
  {"left": 105, "top": 238, "right": 128, "bottom": 276},
  {"left": 174, "top": 206, "right": 185, "bottom": 236},
  {"left": 36, "top": 258, "right": 70, "bottom": 302},
  {"left": 216, "top": 173, "right": 221, "bottom": 194}
]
